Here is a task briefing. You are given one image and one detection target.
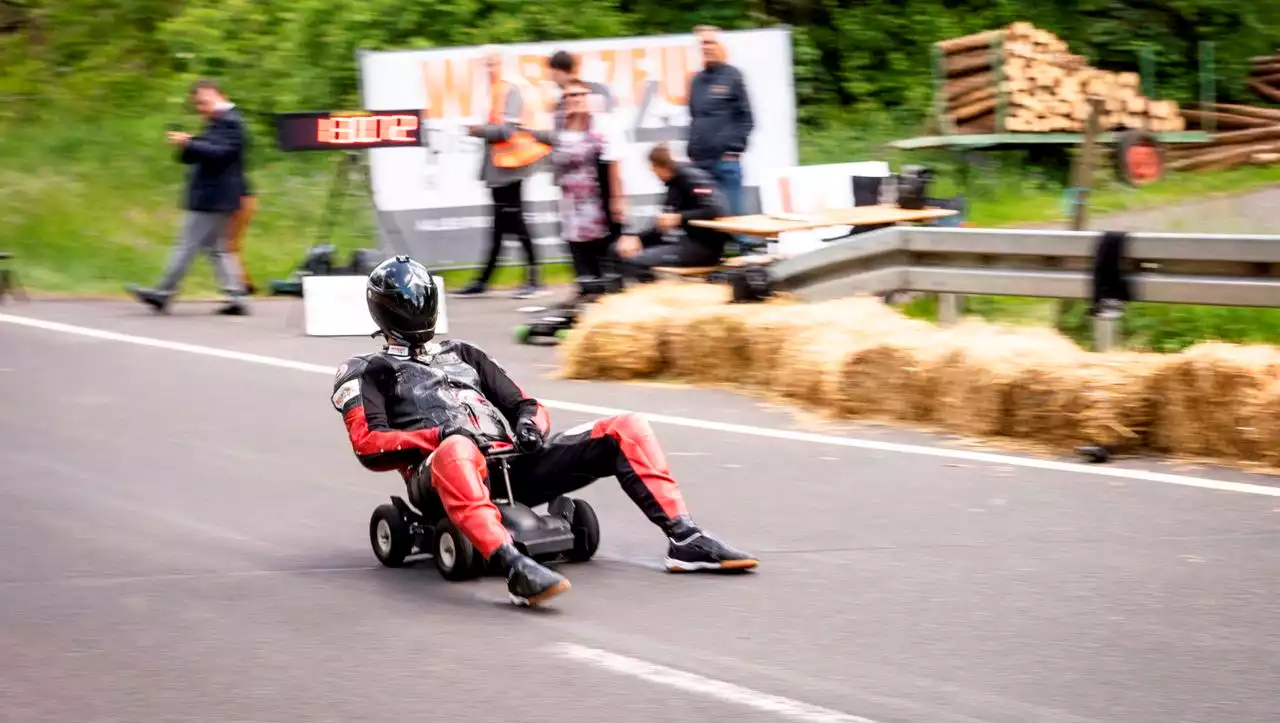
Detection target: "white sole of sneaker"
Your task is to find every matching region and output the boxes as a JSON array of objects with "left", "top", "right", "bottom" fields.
[
  {"left": 664, "top": 558, "right": 759, "bottom": 572},
  {"left": 509, "top": 579, "right": 572, "bottom": 606}
]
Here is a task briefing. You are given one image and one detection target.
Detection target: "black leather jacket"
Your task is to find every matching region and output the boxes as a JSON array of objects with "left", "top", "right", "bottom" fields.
[
  {"left": 331, "top": 339, "right": 548, "bottom": 474},
  {"left": 636, "top": 163, "right": 732, "bottom": 252}
]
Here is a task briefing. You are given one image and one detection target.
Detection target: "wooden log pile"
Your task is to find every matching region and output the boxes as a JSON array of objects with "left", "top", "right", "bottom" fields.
[
  {"left": 1166, "top": 102, "right": 1280, "bottom": 172},
  {"left": 1248, "top": 50, "right": 1280, "bottom": 104},
  {"left": 936, "top": 21, "right": 1186, "bottom": 134}
]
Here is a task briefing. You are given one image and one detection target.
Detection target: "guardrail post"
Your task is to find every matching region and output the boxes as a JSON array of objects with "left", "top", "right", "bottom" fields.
[
  {"left": 1092, "top": 312, "right": 1120, "bottom": 352},
  {"left": 938, "top": 293, "right": 962, "bottom": 326}
]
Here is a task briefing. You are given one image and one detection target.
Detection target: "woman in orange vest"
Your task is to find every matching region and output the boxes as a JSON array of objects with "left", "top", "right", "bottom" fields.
[{"left": 457, "top": 46, "right": 552, "bottom": 299}]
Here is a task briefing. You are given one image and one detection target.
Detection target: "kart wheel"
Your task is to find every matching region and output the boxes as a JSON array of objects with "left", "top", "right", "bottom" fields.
[
  {"left": 514, "top": 324, "right": 532, "bottom": 344},
  {"left": 554, "top": 328, "right": 571, "bottom": 341},
  {"left": 566, "top": 498, "right": 600, "bottom": 562},
  {"left": 433, "top": 522, "right": 485, "bottom": 581},
  {"left": 370, "top": 504, "right": 412, "bottom": 567}
]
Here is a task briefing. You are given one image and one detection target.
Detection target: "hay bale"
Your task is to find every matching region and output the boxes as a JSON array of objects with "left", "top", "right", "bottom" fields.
[
  {"left": 666, "top": 300, "right": 795, "bottom": 385},
  {"left": 1003, "top": 352, "right": 1162, "bottom": 450},
  {"left": 556, "top": 279, "right": 1280, "bottom": 470},
  {"left": 556, "top": 282, "right": 730, "bottom": 380},
  {"left": 932, "top": 321, "right": 1085, "bottom": 438},
  {"left": 758, "top": 296, "right": 925, "bottom": 408},
  {"left": 769, "top": 325, "right": 860, "bottom": 410},
  {"left": 833, "top": 330, "right": 952, "bottom": 423},
  {"left": 1240, "top": 380, "right": 1280, "bottom": 468},
  {"left": 1151, "top": 342, "right": 1280, "bottom": 460}
]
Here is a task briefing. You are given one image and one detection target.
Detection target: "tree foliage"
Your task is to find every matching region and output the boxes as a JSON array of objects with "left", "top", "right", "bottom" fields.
[{"left": 2, "top": 0, "right": 1278, "bottom": 128}]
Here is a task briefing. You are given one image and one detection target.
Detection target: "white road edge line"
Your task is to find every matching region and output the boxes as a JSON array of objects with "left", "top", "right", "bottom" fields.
[
  {"left": 550, "top": 642, "right": 881, "bottom": 723},
  {"left": 4, "top": 311, "right": 1279, "bottom": 498}
]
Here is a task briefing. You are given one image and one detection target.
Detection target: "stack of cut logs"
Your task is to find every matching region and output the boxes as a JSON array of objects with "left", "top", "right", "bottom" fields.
[
  {"left": 939, "top": 21, "right": 1186, "bottom": 134},
  {"left": 1167, "top": 103, "right": 1280, "bottom": 172},
  {"left": 1248, "top": 51, "right": 1280, "bottom": 104}
]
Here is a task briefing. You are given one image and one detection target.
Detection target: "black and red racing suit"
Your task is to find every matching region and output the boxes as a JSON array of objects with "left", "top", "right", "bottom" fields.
[{"left": 331, "top": 339, "right": 689, "bottom": 557}]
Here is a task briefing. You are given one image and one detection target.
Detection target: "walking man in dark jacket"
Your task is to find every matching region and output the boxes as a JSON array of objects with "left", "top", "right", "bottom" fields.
[
  {"left": 686, "top": 25, "right": 754, "bottom": 253},
  {"left": 127, "top": 78, "right": 249, "bottom": 315}
]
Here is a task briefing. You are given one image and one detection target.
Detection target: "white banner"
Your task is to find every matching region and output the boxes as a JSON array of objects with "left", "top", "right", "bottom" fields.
[{"left": 357, "top": 28, "right": 797, "bottom": 266}]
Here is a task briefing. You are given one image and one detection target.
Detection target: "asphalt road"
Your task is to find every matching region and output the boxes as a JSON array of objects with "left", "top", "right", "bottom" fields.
[{"left": 2, "top": 294, "right": 1278, "bottom": 723}]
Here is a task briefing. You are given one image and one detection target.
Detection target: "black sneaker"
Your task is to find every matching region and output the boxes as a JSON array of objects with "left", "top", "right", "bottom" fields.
[
  {"left": 511, "top": 284, "right": 545, "bottom": 300},
  {"left": 454, "top": 282, "right": 487, "bottom": 297},
  {"left": 493, "top": 544, "right": 571, "bottom": 606},
  {"left": 664, "top": 527, "right": 759, "bottom": 572},
  {"left": 126, "top": 285, "right": 169, "bottom": 313}
]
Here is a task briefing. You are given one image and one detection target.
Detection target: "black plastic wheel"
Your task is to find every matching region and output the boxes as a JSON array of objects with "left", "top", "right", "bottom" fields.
[
  {"left": 566, "top": 498, "right": 600, "bottom": 562},
  {"left": 433, "top": 522, "right": 486, "bottom": 581},
  {"left": 370, "top": 504, "right": 413, "bottom": 568}
]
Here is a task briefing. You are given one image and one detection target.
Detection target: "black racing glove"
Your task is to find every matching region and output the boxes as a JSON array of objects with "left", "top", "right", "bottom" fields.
[{"left": 514, "top": 416, "right": 545, "bottom": 455}]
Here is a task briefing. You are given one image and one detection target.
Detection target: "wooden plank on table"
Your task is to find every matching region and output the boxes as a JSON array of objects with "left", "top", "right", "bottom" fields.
[{"left": 689, "top": 205, "right": 959, "bottom": 236}]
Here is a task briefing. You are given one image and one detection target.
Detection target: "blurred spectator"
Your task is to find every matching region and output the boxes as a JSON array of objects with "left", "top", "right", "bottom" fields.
[
  {"left": 547, "top": 50, "right": 615, "bottom": 119},
  {"left": 687, "top": 25, "right": 754, "bottom": 253},
  {"left": 614, "top": 143, "right": 731, "bottom": 280},
  {"left": 458, "top": 45, "right": 549, "bottom": 299},
  {"left": 546, "top": 50, "right": 627, "bottom": 242},
  {"left": 126, "top": 78, "right": 249, "bottom": 315},
  {"left": 529, "top": 79, "right": 625, "bottom": 299}
]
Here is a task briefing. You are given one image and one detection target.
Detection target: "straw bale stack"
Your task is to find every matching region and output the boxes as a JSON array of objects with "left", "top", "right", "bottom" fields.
[
  {"left": 1245, "top": 381, "right": 1280, "bottom": 469},
  {"left": 557, "top": 282, "right": 727, "bottom": 380},
  {"left": 1149, "top": 343, "right": 1280, "bottom": 461},
  {"left": 664, "top": 299, "right": 797, "bottom": 385},
  {"left": 759, "top": 297, "right": 918, "bottom": 407},
  {"left": 769, "top": 325, "right": 861, "bottom": 409},
  {"left": 1004, "top": 352, "right": 1162, "bottom": 450},
  {"left": 559, "top": 283, "right": 1280, "bottom": 470},
  {"left": 830, "top": 319, "right": 951, "bottom": 423},
  {"left": 930, "top": 322, "right": 1084, "bottom": 438}
]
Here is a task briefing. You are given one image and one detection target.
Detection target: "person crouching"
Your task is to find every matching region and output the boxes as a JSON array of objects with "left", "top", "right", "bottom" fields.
[{"left": 614, "top": 143, "right": 732, "bottom": 281}]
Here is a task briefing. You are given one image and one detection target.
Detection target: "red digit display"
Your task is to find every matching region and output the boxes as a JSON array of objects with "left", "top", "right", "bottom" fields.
[{"left": 276, "top": 110, "right": 423, "bottom": 152}]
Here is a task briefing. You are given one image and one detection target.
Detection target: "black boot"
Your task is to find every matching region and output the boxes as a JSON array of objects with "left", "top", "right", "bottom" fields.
[
  {"left": 662, "top": 516, "right": 759, "bottom": 572},
  {"left": 490, "top": 543, "right": 571, "bottom": 606},
  {"left": 125, "top": 285, "right": 170, "bottom": 313}
]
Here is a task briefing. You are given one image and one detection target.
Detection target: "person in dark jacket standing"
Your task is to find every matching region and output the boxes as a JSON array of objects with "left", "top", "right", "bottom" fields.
[
  {"left": 614, "top": 143, "right": 732, "bottom": 280},
  {"left": 686, "top": 25, "right": 754, "bottom": 252},
  {"left": 127, "top": 78, "right": 249, "bottom": 315}
]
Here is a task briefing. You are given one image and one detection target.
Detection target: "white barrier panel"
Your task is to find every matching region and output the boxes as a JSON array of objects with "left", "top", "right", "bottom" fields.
[
  {"left": 302, "top": 275, "right": 449, "bottom": 338},
  {"left": 356, "top": 28, "right": 798, "bottom": 266},
  {"left": 758, "top": 161, "right": 891, "bottom": 256}
]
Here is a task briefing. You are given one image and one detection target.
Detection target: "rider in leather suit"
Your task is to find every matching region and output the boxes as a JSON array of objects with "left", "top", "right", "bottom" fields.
[{"left": 332, "top": 256, "right": 758, "bottom": 606}]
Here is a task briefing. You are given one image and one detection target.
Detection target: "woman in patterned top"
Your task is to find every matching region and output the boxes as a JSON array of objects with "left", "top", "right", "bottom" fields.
[{"left": 531, "top": 79, "right": 625, "bottom": 297}]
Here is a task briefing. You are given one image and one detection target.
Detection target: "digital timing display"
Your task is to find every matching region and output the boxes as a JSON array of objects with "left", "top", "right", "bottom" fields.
[{"left": 275, "top": 110, "right": 422, "bottom": 151}]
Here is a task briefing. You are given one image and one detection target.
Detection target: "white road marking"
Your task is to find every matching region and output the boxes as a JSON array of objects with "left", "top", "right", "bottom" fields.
[
  {"left": 550, "top": 642, "right": 881, "bottom": 723},
  {"left": 0, "top": 565, "right": 380, "bottom": 590},
  {"left": 4, "top": 311, "right": 1280, "bottom": 498}
]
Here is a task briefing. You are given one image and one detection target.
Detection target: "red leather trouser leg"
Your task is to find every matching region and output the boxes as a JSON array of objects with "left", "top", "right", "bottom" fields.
[{"left": 427, "top": 436, "right": 512, "bottom": 558}]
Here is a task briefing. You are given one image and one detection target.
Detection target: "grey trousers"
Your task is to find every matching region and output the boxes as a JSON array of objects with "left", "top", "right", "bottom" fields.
[{"left": 156, "top": 211, "right": 246, "bottom": 298}]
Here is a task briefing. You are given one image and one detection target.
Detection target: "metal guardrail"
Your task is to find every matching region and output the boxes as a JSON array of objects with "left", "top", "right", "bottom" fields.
[{"left": 767, "top": 227, "right": 1280, "bottom": 350}]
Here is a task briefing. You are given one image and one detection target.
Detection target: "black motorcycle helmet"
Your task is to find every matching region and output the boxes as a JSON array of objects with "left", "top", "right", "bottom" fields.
[{"left": 366, "top": 255, "right": 440, "bottom": 346}]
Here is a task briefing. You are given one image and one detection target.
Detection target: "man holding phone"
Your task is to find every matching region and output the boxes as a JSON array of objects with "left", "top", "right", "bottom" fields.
[{"left": 127, "top": 78, "right": 249, "bottom": 315}]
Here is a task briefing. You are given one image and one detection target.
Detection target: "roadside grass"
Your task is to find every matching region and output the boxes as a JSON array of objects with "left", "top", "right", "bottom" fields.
[{"left": 2, "top": 111, "right": 1278, "bottom": 349}]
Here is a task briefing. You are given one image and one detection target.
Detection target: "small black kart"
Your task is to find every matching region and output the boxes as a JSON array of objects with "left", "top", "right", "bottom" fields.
[{"left": 368, "top": 442, "right": 600, "bottom": 580}]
